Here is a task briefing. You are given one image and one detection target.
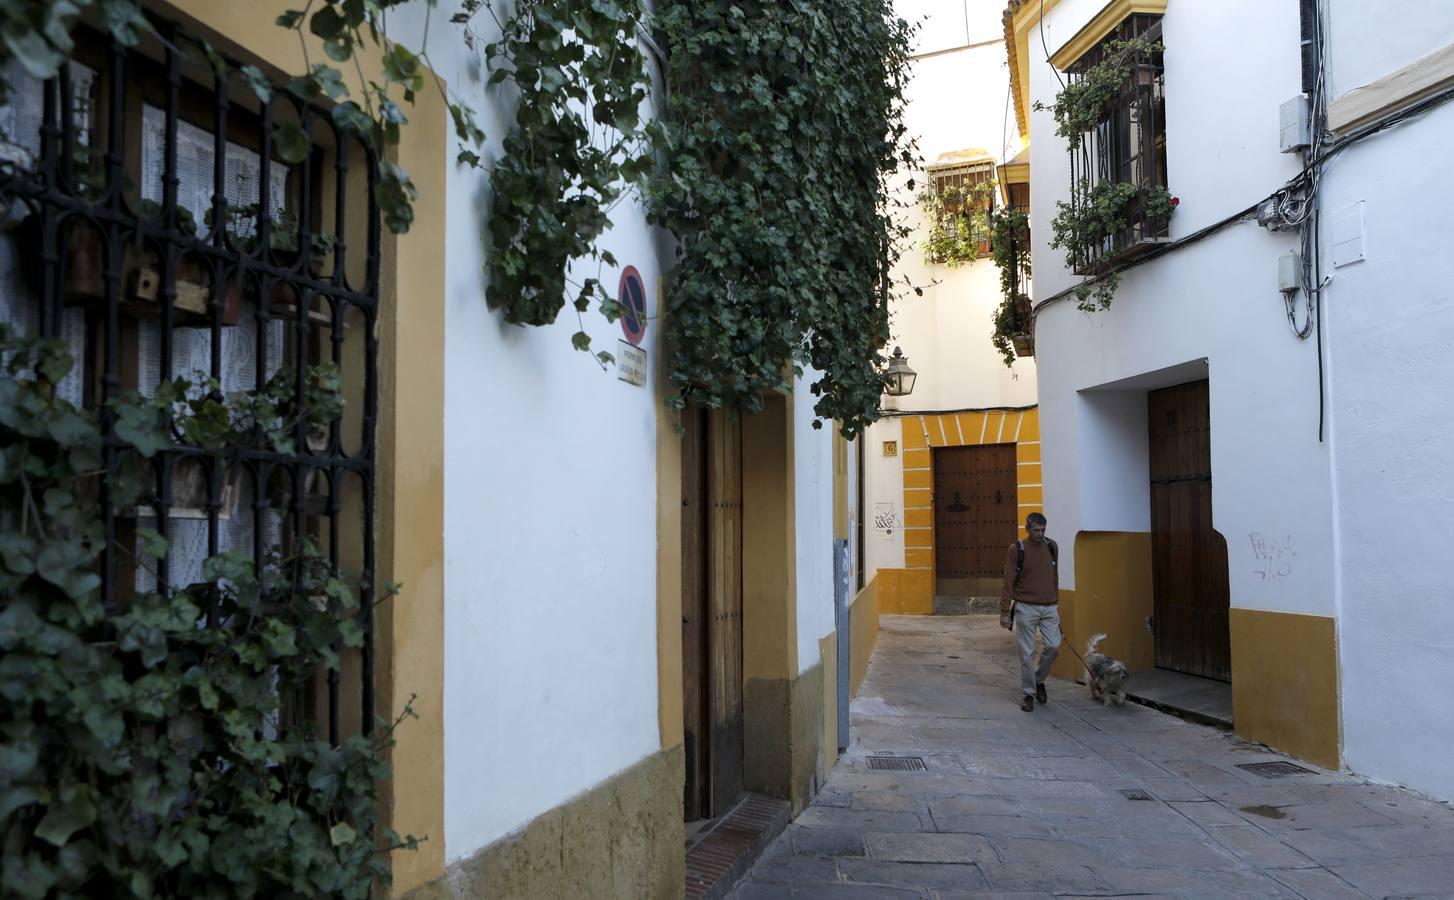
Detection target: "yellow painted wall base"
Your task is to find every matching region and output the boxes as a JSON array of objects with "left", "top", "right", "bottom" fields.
[
  {"left": 874, "top": 568, "right": 934, "bottom": 615},
  {"left": 1052, "top": 532, "right": 1155, "bottom": 681},
  {"left": 1231, "top": 609, "right": 1341, "bottom": 770},
  {"left": 849, "top": 578, "right": 882, "bottom": 697},
  {"left": 819, "top": 633, "right": 839, "bottom": 779},
  {"left": 1049, "top": 589, "right": 1079, "bottom": 681}
]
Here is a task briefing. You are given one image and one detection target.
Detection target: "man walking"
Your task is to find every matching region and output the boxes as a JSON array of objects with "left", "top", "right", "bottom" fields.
[{"left": 1000, "top": 512, "right": 1060, "bottom": 712}]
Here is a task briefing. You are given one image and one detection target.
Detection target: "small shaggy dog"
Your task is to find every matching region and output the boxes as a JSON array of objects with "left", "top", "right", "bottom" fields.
[{"left": 1085, "top": 633, "right": 1130, "bottom": 707}]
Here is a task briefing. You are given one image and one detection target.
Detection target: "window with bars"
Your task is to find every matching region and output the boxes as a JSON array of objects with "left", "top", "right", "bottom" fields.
[
  {"left": 1062, "top": 13, "right": 1170, "bottom": 272},
  {"left": 0, "top": 20, "right": 381, "bottom": 743},
  {"left": 922, "top": 160, "right": 995, "bottom": 265}
]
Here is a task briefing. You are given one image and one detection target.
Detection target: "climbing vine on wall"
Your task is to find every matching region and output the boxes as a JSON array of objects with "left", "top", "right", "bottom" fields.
[
  {"left": 0, "top": 328, "right": 414, "bottom": 898},
  {"left": 649, "top": 0, "right": 917, "bottom": 437},
  {"left": 467, "top": 0, "right": 655, "bottom": 367}
]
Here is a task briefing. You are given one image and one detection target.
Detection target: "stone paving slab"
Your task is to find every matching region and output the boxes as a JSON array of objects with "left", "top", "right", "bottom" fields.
[{"left": 729, "top": 616, "right": 1454, "bottom": 900}]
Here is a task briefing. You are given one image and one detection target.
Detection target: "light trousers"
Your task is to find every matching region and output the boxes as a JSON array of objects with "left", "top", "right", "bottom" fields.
[{"left": 1015, "top": 603, "right": 1061, "bottom": 696}]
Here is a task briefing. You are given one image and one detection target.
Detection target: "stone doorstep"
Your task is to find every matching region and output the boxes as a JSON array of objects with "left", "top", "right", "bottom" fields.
[
  {"left": 685, "top": 794, "right": 791, "bottom": 900},
  {"left": 1117, "top": 668, "right": 1234, "bottom": 729}
]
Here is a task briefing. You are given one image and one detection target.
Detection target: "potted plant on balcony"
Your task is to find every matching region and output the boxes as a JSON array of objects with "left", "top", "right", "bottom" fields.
[{"left": 988, "top": 207, "right": 1033, "bottom": 366}]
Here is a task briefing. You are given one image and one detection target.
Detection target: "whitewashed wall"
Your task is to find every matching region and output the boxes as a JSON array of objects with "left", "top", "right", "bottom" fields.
[
  {"left": 1322, "top": 6, "right": 1454, "bottom": 799},
  {"left": 863, "top": 417, "right": 907, "bottom": 578},
  {"left": 794, "top": 375, "right": 838, "bottom": 674},
  {"left": 1029, "top": 0, "right": 1337, "bottom": 615},
  {"left": 890, "top": 0, "right": 1035, "bottom": 413},
  {"left": 388, "top": 7, "right": 668, "bottom": 863}
]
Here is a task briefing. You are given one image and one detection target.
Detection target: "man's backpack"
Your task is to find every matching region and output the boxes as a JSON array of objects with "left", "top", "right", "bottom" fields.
[{"left": 1015, "top": 538, "right": 1058, "bottom": 578}]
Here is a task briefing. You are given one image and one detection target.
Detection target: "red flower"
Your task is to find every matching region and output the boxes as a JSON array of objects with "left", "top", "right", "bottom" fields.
[{"left": 1170, "top": 196, "right": 1181, "bottom": 206}]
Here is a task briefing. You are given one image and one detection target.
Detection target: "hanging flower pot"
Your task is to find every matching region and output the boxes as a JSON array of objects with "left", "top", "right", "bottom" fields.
[{"left": 1011, "top": 333, "right": 1035, "bottom": 358}]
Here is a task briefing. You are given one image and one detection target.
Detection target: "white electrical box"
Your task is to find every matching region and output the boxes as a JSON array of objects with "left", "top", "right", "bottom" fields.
[
  {"left": 1278, "top": 252, "right": 1302, "bottom": 292},
  {"left": 1280, "top": 95, "right": 1311, "bottom": 152},
  {"left": 1330, "top": 201, "right": 1366, "bottom": 267}
]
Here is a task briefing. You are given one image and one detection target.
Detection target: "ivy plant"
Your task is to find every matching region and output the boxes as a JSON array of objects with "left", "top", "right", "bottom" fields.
[
  {"left": 468, "top": 0, "right": 654, "bottom": 368},
  {"left": 0, "top": 325, "right": 415, "bottom": 899},
  {"left": 987, "top": 207, "right": 1031, "bottom": 367},
  {"left": 1048, "top": 177, "right": 1174, "bottom": 310},
  {"left": 1033, "top": 36, "right": 1162, "bottom": 150},
  {"left": 648, "top": 0, "right": 917, "bottom": 437}
]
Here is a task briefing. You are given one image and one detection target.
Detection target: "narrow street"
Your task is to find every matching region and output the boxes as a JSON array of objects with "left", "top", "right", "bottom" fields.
[{"left": 733, "top": 616, "right": 1454, "bottom": 899}]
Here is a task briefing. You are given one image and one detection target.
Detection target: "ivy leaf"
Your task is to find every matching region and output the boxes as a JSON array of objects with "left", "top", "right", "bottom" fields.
[
  {"left": 310, "top": 65, "right": 349, "bottom": 101},
  {"left": 457, "top": 148, "right": 481, "bottom": 168},
  {"left": 596, "top": 351, "right": 615, "bottom": 367},
  {"left": 37, "top": 541, "right": 100, "bottom": 600},
  {"left": 382, "top": 45, "right": 424, "bottom": 93},
  {"left": 240, "top": 64, "right": 272, "bottom": 103},
  {"left": 35, "top": 784, "right": 97, "bottom": 846},
  {"left": 112, "top": 402, "right": 168, "bottom": 457},
  {"left": 3, "top": 21, "right": 68, "bottom": 79},
  {"left": 260, "top": 620, "right": 298, "bottom": 657},
  {"left": 0, "top": 532, "right": 37, "bottom": 575},
  {"left": 98, "top": 1, "right": 153, "bottom": 48},
  {"left": 273, "top": 121, "right": 311, "bottom": 165},
  {"left": 137, "top": 528, "right": 169, "bottom": 560},
  {"left": 0, "top": 741, "right": 38, "bottom": 780},
  {"left": 339, "top": 618, "right": 364, "bottom": 648},
  {"left": 570, "top": 331, "right": 592, "bottom": 352},
  {"left": 329, "top": 822, "right": 357, "bottom": 846},
  {"left": 0, "top": 785, "right": 40, "bottom": 819},
  {"left": 276, "top": 9, "right": 306, "bottom": 28},
  {"left": 308, "top": 3, "right": 345, "bottom": 40}
]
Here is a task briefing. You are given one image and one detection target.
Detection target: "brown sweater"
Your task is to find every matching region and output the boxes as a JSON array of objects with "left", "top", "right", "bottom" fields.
[{"left": 999, "top": 538, "right": 1059, "bottom": 615}]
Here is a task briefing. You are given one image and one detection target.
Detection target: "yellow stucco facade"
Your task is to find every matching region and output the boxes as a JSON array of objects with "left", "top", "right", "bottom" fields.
[{"left": 888, "top": 407, "right": 1043, "bottom": 614}]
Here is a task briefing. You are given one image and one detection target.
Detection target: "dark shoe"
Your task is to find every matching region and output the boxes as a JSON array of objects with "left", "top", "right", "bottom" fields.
[
  {"left": 1021, "top": 694, "right": 1035, "bottom": 712},
  {"left": 1036, "top": 683, "right": 1048, "bottom": 704}
]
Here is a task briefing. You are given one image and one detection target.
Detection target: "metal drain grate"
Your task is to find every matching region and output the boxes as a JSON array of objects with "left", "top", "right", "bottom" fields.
[
  {"left": 1237, "top": 761, "right": 1316, "bottom": 778},
  {"left": 1119, "top": 788, "right": 1155, "bottom": 801},
  {"left": 867, "top": 756, "right": 927, "bottom": 772}
]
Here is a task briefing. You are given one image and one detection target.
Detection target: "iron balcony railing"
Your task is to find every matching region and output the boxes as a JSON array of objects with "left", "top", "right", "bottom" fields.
[{"left": 1064, "top": 13, "right": 1169, "bottom": 274}]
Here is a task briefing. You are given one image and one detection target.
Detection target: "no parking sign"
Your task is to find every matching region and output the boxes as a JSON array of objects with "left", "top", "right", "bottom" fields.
[{"left": 619, "top": 266, "right": 647, "bottom": 346}]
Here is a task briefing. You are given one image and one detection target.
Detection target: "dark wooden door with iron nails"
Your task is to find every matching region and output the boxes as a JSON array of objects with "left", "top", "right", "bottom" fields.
[{"left": 932, "top": 444, "right": 1019, "bottom": 579}]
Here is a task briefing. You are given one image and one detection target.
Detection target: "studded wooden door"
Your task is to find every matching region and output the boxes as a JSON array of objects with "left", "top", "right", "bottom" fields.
[
  {"left": 706, "top": 409, "right": 745, "bottom": 815},
  {"left": 681, "top": 407, "right": 744, "bottom": 820},
  {"left": 933, "top": 444, "right": 1018, "bottom": 578},
  {"left": 1149, "top": 380, "right": 1231, "bottom": 681}
]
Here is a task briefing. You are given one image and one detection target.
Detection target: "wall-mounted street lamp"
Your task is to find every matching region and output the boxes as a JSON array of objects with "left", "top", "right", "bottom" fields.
[{"left": 883, "top": 346, "right": 917, "bottom": 397}]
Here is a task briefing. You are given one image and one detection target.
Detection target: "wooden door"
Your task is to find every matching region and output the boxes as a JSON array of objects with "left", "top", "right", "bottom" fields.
[
  {"left": 680, "top": 407, "right": 744, "bottom": 820},
  {"left": 680, "top": 407, "right": 709, "bottom": 820},
  {"left": 706, "top": 409, "right": 744, "bottom": 814},
  {"left": 1148, "top": 380, "right": 1231, "bottom": 681},
  {"left": 933, "top": 444, "right": 1018, "bottom": 578}
]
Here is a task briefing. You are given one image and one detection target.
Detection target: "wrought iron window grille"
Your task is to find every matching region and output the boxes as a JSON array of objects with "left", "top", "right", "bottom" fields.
[
  {"left": 924, "top": 160, "right": 996, "bottom": 263},
  {"left": 0, "top": 15, "right": 381, "bottom": 746},
  {"left": 1064, "top": 14, "right": 1169, "bottom": 274}
]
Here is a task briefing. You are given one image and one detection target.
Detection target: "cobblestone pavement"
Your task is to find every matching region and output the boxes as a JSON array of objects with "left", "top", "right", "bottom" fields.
[{"left": 731, "top": 615, "right": 1454, "bottom": 899}]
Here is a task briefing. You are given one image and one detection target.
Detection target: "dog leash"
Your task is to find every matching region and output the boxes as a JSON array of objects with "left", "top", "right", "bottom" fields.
[{"left": 1059, "top": 630, "right": 1095, "bottom": 678}]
